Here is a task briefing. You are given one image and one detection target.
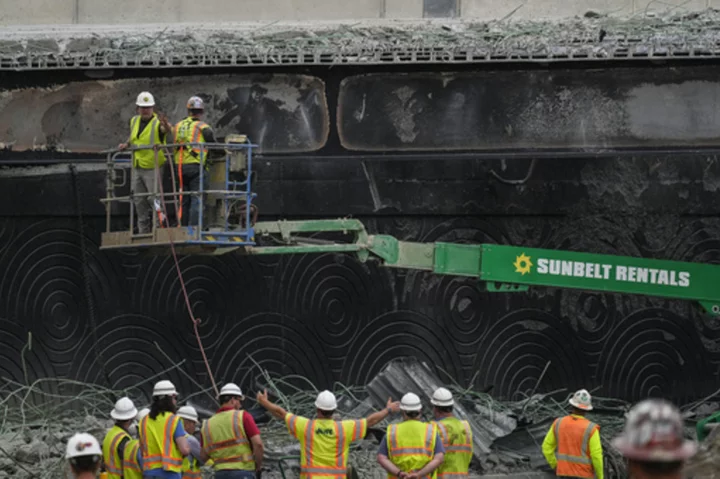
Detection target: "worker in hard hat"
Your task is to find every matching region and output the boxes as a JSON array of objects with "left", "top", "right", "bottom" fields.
[
  {"left": 138, "top": 380, "right": 191, "bottom": 478},
  {"left": 102, "top": 396, "right": 138, "bottom": 479},
  {"left": 122, "top": 408, "right": 149, "bottom": 479},
  {"left": 256, "top": 388, "right": 401, "bottom": 478},
  {"left": 177, "top": 405, "right": 205, "bottom": 479},
  {"left": 542, "top": 389, "right": 603, "bottom": 479},
  {"left": 172, "top": 95, "right": 221, "bottom": 228},
  {"left": 377, "top": 392, "right": 445, "bottom": 479},
  {"left": 430, "top": 387, "right": 473, "bottom": 476},
  {"left": 118, "top": 91, "right": 172, "bottom": 234},
  {"left": 613, "top": 399, "right": 697, "bottom": 479},
  {"left": 67, "top": 432, "right": 103, "bottom": 479},
  {"left": 200, "top": 383, "right": 264, "bottom": 478}
]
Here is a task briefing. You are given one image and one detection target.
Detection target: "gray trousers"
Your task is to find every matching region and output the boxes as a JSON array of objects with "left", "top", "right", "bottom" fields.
[{"left": 132, "top": 166, "right": 163, "bottom": 233}]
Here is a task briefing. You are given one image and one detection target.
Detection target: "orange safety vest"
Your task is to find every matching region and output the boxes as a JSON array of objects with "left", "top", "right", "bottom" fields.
[
  {"left": 286, "top": 415, "right": 366, "bottom": 478},
  {"left": 139, "top": 412, "right": 184, "bottom": 473},
  {"left": 553, "top": 416, "right": 599, "bottom": 478}
]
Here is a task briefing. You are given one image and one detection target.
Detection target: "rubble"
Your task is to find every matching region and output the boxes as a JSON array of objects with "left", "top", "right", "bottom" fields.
[
  {"left": 0, "top": 353, "right": 713, "bottom": 478},
  {"left": 2, "top": 9, "right": 720, "bottom": 70}
]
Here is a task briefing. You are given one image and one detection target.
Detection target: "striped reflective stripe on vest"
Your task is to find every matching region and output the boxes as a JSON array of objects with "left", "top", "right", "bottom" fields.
[
  {"left": 141, "top": 414, "right": 184, "bottom": 469},
  {"left": 300, "top": 419, "right": 348, "bottom": 476},
  {"left": 203, "top": 411, "right": 253, "bottom": 463},
  {"left": 106, "top": 433, "right": 125, "bottom": 475},
  {"left": 389, "top": 423, "right": 434, "bottom": 456},
  {"left": 554, "top": 417, "right": 595, "bottom": 465}
]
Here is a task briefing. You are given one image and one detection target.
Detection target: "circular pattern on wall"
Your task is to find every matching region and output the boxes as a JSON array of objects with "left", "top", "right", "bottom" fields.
[
  {"left": 472, "top": 309, "right": 590, "bottom": 401},
  {"left": 341, "top": 310, "right": 465, "bottom": 387},
  {"left": 210, "top": 312, "right": 335, "bottom": 393},
  {"left": 68, "top": 313, "right": 199, "bottom": 404},
  {"left": 133, "top": 253, "right": 266, "bottom": 352},
  {"left": 595, "top": 308, "right": 712, "bottom": 403},
  {"left": 270, "top": 252, "right": 395, "bottom": 354},
  {"left": 401, "top": 217, "right": 512, "bottom": 358},
  {"left": 0, "top": 220, "right": 123, "bottom": 371},
  {"left": 0, "top": 317, "right": 58, "bottom": 407},
  {"left": 0, "top": 218, "right": 16, "bottom": 256}
]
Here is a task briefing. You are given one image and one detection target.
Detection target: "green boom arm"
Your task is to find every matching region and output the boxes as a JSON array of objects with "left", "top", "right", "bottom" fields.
[{"left": 246, "top": 219, "right": 720, "bottom": 317}]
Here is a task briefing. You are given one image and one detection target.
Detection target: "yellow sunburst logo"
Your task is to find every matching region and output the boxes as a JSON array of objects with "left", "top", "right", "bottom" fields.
[{"left": 513, "top": 253, "right": 533, "bottom": 275}]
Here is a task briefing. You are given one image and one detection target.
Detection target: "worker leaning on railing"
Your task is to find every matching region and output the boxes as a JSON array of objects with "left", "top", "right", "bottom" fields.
[
  {"left": 172, "top": 96, "right": 223, "bottom": 228},
  {"left": 118, "top": 91, "right": 172, "bottom": 234}
]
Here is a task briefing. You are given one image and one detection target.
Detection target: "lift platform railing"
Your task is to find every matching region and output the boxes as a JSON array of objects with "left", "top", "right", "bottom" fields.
[{"left": 101, "top": 139, "right": 258, "bottom": 247}]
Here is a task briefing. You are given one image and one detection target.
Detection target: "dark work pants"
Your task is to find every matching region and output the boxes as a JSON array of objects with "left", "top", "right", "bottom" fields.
[{"left": 176, "top": 163, "right": 207, "bottom": 227}]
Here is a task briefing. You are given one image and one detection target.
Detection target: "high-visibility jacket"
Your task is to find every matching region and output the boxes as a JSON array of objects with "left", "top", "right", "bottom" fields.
[
  {"left": 433, "top": 416, "right": 473, "bottom": 477},
  {"left": 122, "top": 439, "right": 143, "bottom": 479},
  {"left": 285, "top": 412, "right": 367, "bottom": 478},
  {"left": 386, "top": 420, "right": 438, "bottom": 479},
  {"left": 129, "top": 113, "right": 166, "bottom": 169},
  {"left": 201, "top": 410, "right": 255, "bottom": 471},
  {"left": 102, "top": 425, "right": 130, "bottom": 479},
  {"left": 181, "top": 434, "right": 203, "bottom": 479},
  {"left": 139, "top": 412, "right": 184, "bottom": 473},
  {"left": 173, "top": 117, "right": 210, "bottom": 166},
  {"left": 548, "top": 415, "right": 601, "bottom": 478}
]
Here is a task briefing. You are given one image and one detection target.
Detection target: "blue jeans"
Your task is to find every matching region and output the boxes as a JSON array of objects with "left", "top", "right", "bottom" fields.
[
  {"left": 177, "top": 163, "right": 207, "bottom": 227},
  {"left": 214, "top": 471, "right": 256, "bottom": 478}
]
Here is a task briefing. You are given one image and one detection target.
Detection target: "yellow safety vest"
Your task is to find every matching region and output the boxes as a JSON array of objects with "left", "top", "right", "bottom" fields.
[
  {"left": 433, "top": 417, "right": 473, "bottom": 478},
  {"left": 139, "top": 412, "right": 184, "bottom": 473},
  {"left": 122, "top": 439, "right": 143, "bottom": 479},
  {"left": 129, "top": 114, "right": 166, "bottom": 169},
  {"left": 102, "top": 425, "right": 130, "bottom": 479},
  {"left": 173, "top": 117, "right": 209, "bottom": 166},
  {"left": 386, "top": 420, "right": 438, "bottom": 479},
  {"left": 181, "top": 434, "right": 203, "bottom": 479},
  {"left": 285, "top": 413, "right": 367, "bottom": 478},
  {"left": 201, "top": 410, "right": 255, "bottom": 471}
]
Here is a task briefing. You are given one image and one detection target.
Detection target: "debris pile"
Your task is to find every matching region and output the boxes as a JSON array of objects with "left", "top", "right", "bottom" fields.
[
  {"left": 3, "top": 9, "right": 720, "bottom": 69},
  {"left": 2, "top": 355, "right": 716, "bottom": 478}
]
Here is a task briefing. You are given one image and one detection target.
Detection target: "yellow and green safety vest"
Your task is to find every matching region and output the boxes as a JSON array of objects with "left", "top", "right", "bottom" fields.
[
  {"left": 129, "top": 114, "right": 166, "bottom": 169},
  {"left": 285, "top": 413, "right": 367, "bottom": 478},
  {"left": 433, "top": 417, "right": 473, "bottom": 478},
  {"left": 181, "top": 434, "right": 203, "bottom": 479},
  {"left": 386, "top": 420, "right": 438, "bottom": 479},
  {"left": 173, "top": 117, "right": 209, "bottom": 166},
  {"left": 102, "top": 425, "right": 130, "bottom": 479},
  {"left": 121, "top": 438, "right": 143, "bottom": 479},
  {"left": 201, "top": 410, "right": 255, "bottom": 471},
  {"left": 139, "top": 412, "right": 184, "bottom": 473}
]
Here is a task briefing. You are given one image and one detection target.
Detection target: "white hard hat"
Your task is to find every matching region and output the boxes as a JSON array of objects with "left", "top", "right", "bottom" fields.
[
  {"left": 187, "top": 96, "right": 204, "bottom": 110},
  {"left": 137, "top": 408, "right": 150, "bottom": 422},
  {"left": 66, "top": 433, "right": 102, "bottom": 459},
  {"left": 569, "top": 389, "right": 593, "bottom": 411},
  {"left": 219, "top": 383, "right": 243, "bottom": 398},
  {"left": 400, "top": 392, "right": 422, "bottom": 412},
  {"left": 111, "top": 397, "right": 138, "bottom": 421},
  {"left": 177, "top": 405, "right": 199, "bottom": 423},
  {"left": 153, "top": 380, "right": 178, "bottom": 397},
  {"left": 430, "top": 387, "right": 454, "bottom": 407},
  {"left": 136, "top": 91, "right": 155, "bottom": 107},
  {"left": 315, "top": 390, "right": 338, "bottom": 411}
]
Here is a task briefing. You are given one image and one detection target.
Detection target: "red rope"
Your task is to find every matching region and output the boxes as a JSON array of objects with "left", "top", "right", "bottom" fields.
[{"left": 153, "top": 148, "right": 219, "bottom": 399}]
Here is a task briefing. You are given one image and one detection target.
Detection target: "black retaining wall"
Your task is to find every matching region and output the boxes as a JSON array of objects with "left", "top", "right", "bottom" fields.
[{"left": 1, "top": 62, "right": 720, "bottom": 405}]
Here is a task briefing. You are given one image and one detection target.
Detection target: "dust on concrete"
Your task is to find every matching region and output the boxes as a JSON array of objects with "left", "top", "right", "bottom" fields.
[{"left": 4, "top": 10, "right": 720, "bottom": 69}]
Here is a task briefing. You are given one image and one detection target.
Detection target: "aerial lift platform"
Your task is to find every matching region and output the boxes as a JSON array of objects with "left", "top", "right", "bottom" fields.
[{"left": 100, "top": 139, "right": 720, "bottom": 317}]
